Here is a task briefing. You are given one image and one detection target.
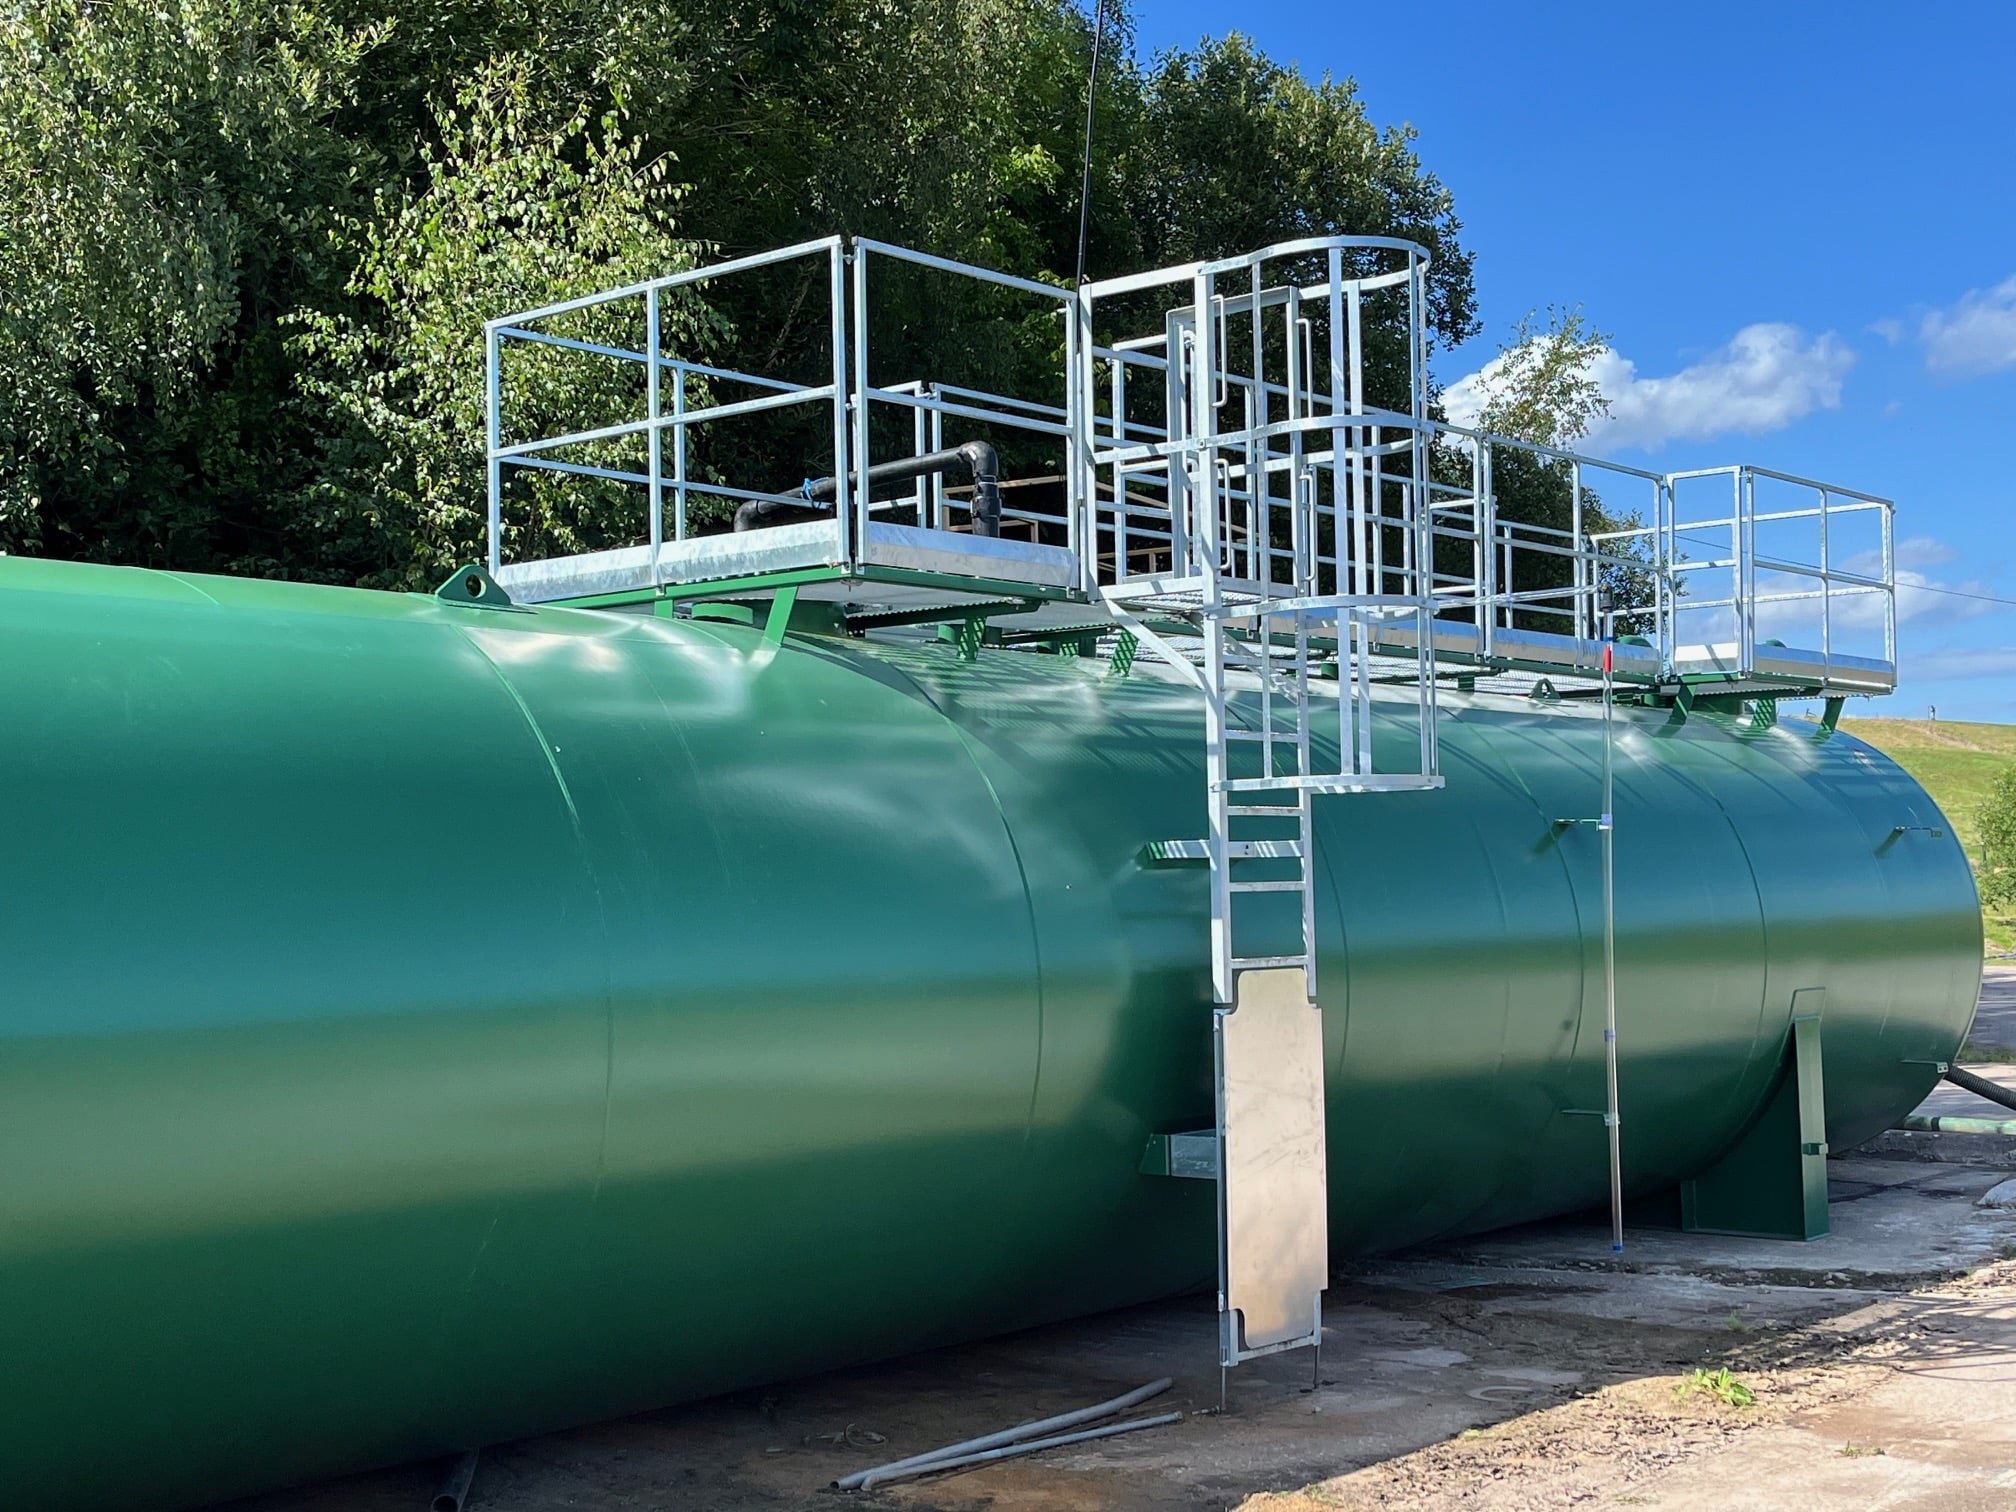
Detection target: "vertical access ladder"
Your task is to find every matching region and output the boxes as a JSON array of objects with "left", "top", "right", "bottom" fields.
[{"left": 1084, "top": 242, "right": 1448, "bottom": 1379}]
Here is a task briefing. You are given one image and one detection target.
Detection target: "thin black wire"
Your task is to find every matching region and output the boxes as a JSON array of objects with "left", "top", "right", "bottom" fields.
[
  {"left": 1074, "top": 0, "right": 1107, "bottom": 289},
  {"left": 1911, "top": 582, "right": 2016, "bottom": 608},
  {"left": 1667, "top": 529, "right": 2016, "bottom": 609}
]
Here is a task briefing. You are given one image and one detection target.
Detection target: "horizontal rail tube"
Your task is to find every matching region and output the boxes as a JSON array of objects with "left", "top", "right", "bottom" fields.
[
  {"left": 490, "top": 236, "right": 842, "bottom": 329},
  {"left": 493, "top": 385, "right": 835, "bottom": 460}
]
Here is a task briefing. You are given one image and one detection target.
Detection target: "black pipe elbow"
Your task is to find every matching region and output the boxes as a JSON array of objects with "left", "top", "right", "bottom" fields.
[
  {"left": 733, "top": 498, "right": 806, "bottom": 533},
  {"left": 954, "top": 441, "right": 1003, "bottom": 539}
]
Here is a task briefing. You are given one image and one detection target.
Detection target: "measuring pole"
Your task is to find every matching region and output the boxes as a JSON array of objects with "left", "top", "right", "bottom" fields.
[{"left": 1600, "top": 638, "right": 1623, "bottom": 1254}]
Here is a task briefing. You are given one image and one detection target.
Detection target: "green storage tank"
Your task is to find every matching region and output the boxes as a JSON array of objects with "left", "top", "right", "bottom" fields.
[{"left": 0, "top": 555, "right": 1981, "bottom": 1510}]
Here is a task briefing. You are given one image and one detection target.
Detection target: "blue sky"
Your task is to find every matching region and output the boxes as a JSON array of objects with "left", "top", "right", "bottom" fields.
[{"left": 1137, "top": 0, "right": 2016, "bottom": 721}]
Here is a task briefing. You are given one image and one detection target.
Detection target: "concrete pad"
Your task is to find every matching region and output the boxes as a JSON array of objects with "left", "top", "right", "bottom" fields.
[{"left": 1963, "top": 964, "right": 2016, "bottom": 1058}]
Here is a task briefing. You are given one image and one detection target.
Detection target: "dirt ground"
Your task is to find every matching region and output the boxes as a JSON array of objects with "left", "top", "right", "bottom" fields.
[
  {"left": 223, "top": 1147, "right": 2016, "bottom": 1512},
  {"left": 1245, "top": 1255, "right": 2016, "bottom": 1511}
]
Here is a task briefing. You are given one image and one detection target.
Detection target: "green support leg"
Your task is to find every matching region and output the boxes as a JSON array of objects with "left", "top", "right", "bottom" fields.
[
  {"left": 938, "top": 616, "right": 987, "bottom": 661},
  {"left": 761, "top": 585, "right": 801, "bottom": 652},
  {"left": 1680, "top": 993, "right": 1829, "bottom": 1240},
  {"left": 1107, "top": 629, "right": 1138, "bottom": 678}
]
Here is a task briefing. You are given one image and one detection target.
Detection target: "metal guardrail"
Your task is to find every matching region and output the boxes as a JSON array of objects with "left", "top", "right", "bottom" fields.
[{"left": 483, "top": 235, "right": 1897, "bottom": 697}]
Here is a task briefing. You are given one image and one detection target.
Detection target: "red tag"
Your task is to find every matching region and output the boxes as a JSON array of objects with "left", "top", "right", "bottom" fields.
[{"left": 1603, "top": 643, "right": 1613, "bottom": 674}]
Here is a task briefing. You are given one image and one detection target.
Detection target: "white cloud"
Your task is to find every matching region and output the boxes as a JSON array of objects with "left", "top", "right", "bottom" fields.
[
  {"left": 1437, "top": 365, "right": 1494, "bottom": 432},
  {"left": 1892, "top": 570, "right": 1998, "bottom": 627},
  {"left": 1919, "top": 273, "right": 2016, "bottom": 378},
  {"left": 1693, "top": 538, "right": 1999, "bottom": 646},
  {"left": 1745, "top": 567, "right": 1990, "bottom": 640},
  {"left": 1909, "top": 646, "right": 2016, "bottom": 681},
  {"left": 1829, "top": 543, "right": 1995, "bottom": 629},
  {"left": 1893, "top": 536, "right": 1957, "bottom": 571},
  {"left": 1586, "top": 327, "right": 1853, "bottom": 451},
  {"left": 1442, "top": 324, "right": 1854, "bottom": 453}
]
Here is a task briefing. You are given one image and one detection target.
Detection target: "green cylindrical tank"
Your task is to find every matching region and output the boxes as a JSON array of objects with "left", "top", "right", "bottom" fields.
[{"left": 0, "top": 556, "right": 1980, "bottom": 1510}]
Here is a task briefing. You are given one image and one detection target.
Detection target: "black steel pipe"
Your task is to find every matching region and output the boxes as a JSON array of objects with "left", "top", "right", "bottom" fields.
[
  {"left": 737, "top": 442, "right": 1002, "bottom": 536},
  {"left": 1944, "top": 1064, "right": 2016, "bottom": 1114}
]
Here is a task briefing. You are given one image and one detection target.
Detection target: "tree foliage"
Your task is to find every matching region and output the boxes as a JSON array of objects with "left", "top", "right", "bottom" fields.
[
  {"left": 0, "top": 0, "right": 379, "bottom": 566},
  {"left": 1982, "top": 766, "right": 2016, "bottom": 911},
  {"left": 292, "top": 59, "right": 719, "bottom": 587},
  {"left": 1429, "top": 305, "right": 1657, "bottom": 627},
  {"left": 1469, "top": 307, "right": 1610, "bottom": 451},
  {"left": 0, "top": 2, "right": 1484, "bottom": 586}
]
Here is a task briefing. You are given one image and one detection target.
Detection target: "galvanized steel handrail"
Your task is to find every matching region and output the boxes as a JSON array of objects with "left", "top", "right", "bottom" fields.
[{"left": 481, "top": 232, "right": 1900, "bottom": 698}]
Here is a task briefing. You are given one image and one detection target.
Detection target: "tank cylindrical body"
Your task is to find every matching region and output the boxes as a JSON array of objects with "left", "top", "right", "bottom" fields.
[{"left": 0, "top": 557, "right": 1981, "bottom": 1510}]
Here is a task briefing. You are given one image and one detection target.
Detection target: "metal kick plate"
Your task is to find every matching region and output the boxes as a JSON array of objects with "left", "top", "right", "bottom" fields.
[{"left": 1217, "top": 966, "right": 1328, "bottom": 1362}]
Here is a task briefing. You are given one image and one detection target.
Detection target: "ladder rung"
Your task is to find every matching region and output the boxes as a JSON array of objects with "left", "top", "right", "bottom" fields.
[
  {"left": 1231, "top": 880, "right": 1304, "bottom": 893},
  {"left": 1227, "top": 803, "right": 1301, "bottom": 816},
  {"left": 1235, "top": 954, "right": 1309, "bottom": 971},
  {"left": 1225, "top": 840, "right": 1302, "bottom": 859}
]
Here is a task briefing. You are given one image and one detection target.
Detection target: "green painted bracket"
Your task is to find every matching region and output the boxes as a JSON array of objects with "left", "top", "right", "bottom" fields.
[
  {"left": 689, "top": 588, "right": 849, "bottom": 642},
  {"left": 994, "top": 624, "right": 1105, "bottom": 656},
  {"left": 1140, "top": 1130, "right": 1218, "bottom": 1179},
  {"left": 435, "top": 565, "right": 521, "bottom": 611},
  {"left": 1680, "top": 993, "right": 1829, "bottom": 1241},
  {"left": 1675, "top": 681, "right": 1754, "bottom": 718}
]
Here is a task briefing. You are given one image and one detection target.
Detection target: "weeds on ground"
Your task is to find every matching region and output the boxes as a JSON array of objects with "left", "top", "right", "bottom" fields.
[
  {"left": 1674, "top": 1367, "right": 1754, "bottom": 1408},
  {"left": 1839, "top": 1442, "right": 1886, "bottom": 1458}
]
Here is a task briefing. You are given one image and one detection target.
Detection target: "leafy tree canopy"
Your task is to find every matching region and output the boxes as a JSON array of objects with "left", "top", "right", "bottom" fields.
[
  {"left": 1465, "top": 307, "right": 1612, "bottom": 452},
  {"left": 1983, "top": 766, "right": 2016, "bottom": 912},
  {"left": 0, "top": 1, "right": 1484, "bottom": 588}
]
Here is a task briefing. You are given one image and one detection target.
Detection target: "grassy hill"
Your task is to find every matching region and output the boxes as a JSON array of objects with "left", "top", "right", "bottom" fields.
[{"left": 1841, "top": 716, "right": 2015, "bottom": 955}]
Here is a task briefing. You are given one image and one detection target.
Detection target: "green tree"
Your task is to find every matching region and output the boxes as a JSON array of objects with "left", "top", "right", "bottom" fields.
[
  {"left": 291, "top": 58, "right": 719, "bottom": 588},
  {"left": 1430, "top": 307, "right": 1658, "bottom": 629},
  {"left": 0, "top": 0, "right": 379, "bottom": 566},
  {"left": 0, "top": 0, "right": 1482, "bottom": 586},
  {"left": 1122, "top": 32, "right": 1473, "bottom": 350},
  {"left": 1468, "top": 307, "right": 1611, "bottom": 449},
  {"left": 1982, "top": 766, "right": 2016, "bottom": 911}
]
